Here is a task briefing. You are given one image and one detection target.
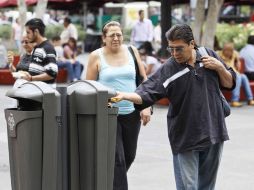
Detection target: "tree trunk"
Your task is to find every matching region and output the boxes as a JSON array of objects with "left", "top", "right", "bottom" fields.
[
  {"left": 193, "top": 0, "right": 206, "bottom": 46},
  {"left": 201, "top": 0, "right": 224, "bottom": 49},
  {"left": 17, "top": 0, "right": 27, "bottom": 36},
  {"left": 34, "top": 0, "right": 48, "bottom": 19}
]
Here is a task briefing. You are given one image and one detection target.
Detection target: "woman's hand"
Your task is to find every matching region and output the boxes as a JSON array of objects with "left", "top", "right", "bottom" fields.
[
  {"left": 7, "top": 51, "right": 14, "bottom": 65},
  {"left": 140, "top": 107, "right": 151, "bottom": 126}
]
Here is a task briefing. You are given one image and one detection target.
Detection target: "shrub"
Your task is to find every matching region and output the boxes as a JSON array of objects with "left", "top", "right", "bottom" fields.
[
  {"left": 76, "top": 25, "right": 86, "bottom": 41},
  {"left": 0, "top": 24, "right": 12, "bottom": 39},
  {"left": 45, "top": 24, "right": 64, "bottom": 40},
  {"left": 216, "top": 23, "right": 254, "bottom": 51},
  {"left": 45, "top": 24, "right": 86, "bottom": 41}
]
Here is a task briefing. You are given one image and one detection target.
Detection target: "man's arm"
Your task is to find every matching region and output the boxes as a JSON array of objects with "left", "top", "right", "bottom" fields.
[{"left": 111, "top": 92, "right": 143, "bottom": 105}]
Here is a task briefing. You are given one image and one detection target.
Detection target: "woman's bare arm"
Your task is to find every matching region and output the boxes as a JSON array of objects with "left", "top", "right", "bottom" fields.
[{"left": 86, "top": 51, "right": 100, "bottom": 80}]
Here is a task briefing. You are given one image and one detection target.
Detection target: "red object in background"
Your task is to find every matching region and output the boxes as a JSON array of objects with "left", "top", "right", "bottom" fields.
[
  {"left": 0, "top": 0, "right": 17, "bottom": 7},
  {"left": 251, "top": 14, "right": 254, "bottom": 22},
  {"left": 0, "top": 0, "right": 37, "bottom": 7},
  {"left": 0, "top": 0, "right": 74, "bottom": 7},
  {"left": 0, "top": 55, "right": 20, "bottom": 85}
]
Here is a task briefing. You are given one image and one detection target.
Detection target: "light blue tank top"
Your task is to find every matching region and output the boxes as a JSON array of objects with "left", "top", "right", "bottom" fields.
[{"left": 97, "top": 45, "right": 136, "bottom": 115}]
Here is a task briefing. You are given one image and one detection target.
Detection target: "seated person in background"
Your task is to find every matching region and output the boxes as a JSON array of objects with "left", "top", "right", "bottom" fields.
[
  {"left": 139, "top": 41, "right": 155, "bottom": 56},
  {"left": 63, "top": 37, "right": 82, "bottom": 81},
  {"left": 240, "top": 35, "right": 254, "bottom": 80},
  {"left": 138, "top": 48, "right": 161, "bottom": 77},
  {"left": 217, "top": 42, "right": 254, "bottom": 107},
  {"left": 51, "top": 36, "right": 75, "bottom": 82},
  {"left": 8, "top": 35, "right": 35, "bottom": 72}
]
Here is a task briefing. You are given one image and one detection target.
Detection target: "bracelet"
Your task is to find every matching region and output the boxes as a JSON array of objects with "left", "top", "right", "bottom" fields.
[{"left": 30, "top": 76, "right": 32, "bottom": 81}]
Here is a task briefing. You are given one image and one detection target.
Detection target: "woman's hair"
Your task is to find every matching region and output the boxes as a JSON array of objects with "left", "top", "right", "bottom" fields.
[
  {"left": 68, "top": 37, "right": 77, "bottom": 50},
  {"left": 139, "top": 41, "right": 154, "bottom": 56},
  {"left": 102, "top": 21, "right": 121, "bottom": 36}
]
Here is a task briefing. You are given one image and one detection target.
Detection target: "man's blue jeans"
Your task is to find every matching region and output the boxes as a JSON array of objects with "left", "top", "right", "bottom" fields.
[
  {"left": 232, "top": 73, "right": 253, "bottom": 101},
  {"left": 173, "top": 142, "right": 223, "bottom": 190}
]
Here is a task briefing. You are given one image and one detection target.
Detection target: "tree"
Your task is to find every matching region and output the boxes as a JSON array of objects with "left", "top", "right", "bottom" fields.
[
  {"left": 17, "top": 0, "right": 27, "bottom": 36},
  {"left": 17, "top": 0, "right": 49, "bottom": 36},
  {"left": 193, "top": 0, "right": 224, "bottom": 49},
  {"left": 34, "top": 0, "right": 48, "bottom": 19}
]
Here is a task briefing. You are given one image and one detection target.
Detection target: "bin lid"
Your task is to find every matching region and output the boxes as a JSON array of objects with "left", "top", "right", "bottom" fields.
[
  {"left": 67, "top": 80, "right": 117, "bottom": 113},
  {"left": 6, "top": 81, "right": 60, "bottom": 102},
  {"left": 67, "top": 80, "right": 117, "bottom": 98}
]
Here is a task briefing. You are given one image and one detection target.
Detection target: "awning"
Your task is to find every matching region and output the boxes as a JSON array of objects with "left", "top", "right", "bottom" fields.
[{"left": 0, "top": 0, "right": 75, "bottom": 7}]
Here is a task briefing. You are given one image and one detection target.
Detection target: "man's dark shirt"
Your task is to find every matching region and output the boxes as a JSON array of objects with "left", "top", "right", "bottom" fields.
[
  {"left": 135, "top": 48, "right": 236, "bottom": 154},
  {"left": 29, "top": 40, "right": 58, "bottom": 84}
]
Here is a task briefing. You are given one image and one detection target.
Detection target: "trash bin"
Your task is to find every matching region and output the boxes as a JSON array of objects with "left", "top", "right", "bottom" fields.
[
  {"left": 67, "top": 80, "right": 118, "bottom": 190},
  {"left": 4, "top": 81, "right": 61, "bottom": 190}
]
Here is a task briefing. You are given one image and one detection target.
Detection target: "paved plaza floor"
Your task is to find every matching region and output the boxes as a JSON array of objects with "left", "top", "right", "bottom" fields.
[{"left": 0, "top": 84, "right": 254, "bottom": 190}]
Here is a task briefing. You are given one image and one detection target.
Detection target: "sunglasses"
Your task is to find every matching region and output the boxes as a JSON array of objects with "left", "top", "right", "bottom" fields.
[{"left": 167, "top": 46, "right": 185, "bottom": 54}]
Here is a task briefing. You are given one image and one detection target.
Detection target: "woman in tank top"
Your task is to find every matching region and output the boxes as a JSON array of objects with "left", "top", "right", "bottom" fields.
[{"left": 86, "top": 21, "right": 151, "bottom": 190}]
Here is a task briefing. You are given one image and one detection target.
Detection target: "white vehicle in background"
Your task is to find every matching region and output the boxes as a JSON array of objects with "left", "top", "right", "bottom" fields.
[
  {"left": 103, "top": 1, "right": 185, "bottom": 29},
  {"left": 103, "top": 1, "right": 160, "bottom": 28}
]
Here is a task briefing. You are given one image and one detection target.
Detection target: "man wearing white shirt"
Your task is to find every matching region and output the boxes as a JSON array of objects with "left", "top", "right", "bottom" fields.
[
  {"left": 131, "top": 10, "right": 154, "bottom": 48},
  {"left": 60, "top": 17, "right": 78, "bottom": 44}
]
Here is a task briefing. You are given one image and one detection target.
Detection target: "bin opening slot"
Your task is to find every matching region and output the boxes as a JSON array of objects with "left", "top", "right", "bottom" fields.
[{"left": 17, "top": 98, "right": 42, "bottom": 111}]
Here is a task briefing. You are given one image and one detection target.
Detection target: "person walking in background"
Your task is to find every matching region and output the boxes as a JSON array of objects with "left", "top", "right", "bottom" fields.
[
  {"left": 11, "top": 18, "right": 22, "bottom": 53},
  {"left": 240, "top": 35, "right": 254, "bottom": 80},
  {"left": 217, "top": 42, "right": 254, "bottom": 107},
  {"left": 131, "top": 10, "right": 154, "bottom": 49},
  {"left": 63, "top": 37, "right": 82, "bottom": 81},
  {"left": 86, "top": 21, "right": 151, "bottom": 190},
  {"left": 112, "top": 24, "right": 236, "bottom": 190},
  {"left": 22, "top": 18, "right": 58, "bottom": 86},
  {"left": 60, "top": 17, "right": 78, "bottom": 45}
]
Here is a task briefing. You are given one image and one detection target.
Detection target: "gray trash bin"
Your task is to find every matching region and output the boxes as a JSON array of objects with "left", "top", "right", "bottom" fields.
[
  {"left": 4, "top": 81, "right": 61, "bottom": 190},
  {"left": 67, "top": 80, "right": 118, "bottom": 190}
]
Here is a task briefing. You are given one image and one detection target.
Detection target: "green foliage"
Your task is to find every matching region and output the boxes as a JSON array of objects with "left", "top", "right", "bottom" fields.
[
  {"left": 45, "top": 25, "right": 64, "bottom": 40},
  {"left": 45, "top": 24, "right": 86, "bottom": 41},
  {"left": 123, "top": 28, "right": 132, "bottom": 43},
  {"left": 76, "top": 25, "right": 86, "bottom": 41},
  {"left": 0, "top": 25, "right": 12, "bottom": 39},
  {"left": 216, "top": 23, "right": 254, "bottom": 51}
]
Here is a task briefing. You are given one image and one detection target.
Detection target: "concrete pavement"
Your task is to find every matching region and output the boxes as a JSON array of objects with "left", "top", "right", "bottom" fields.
[{"left": 0, "top": 84, "right": 254, "bottom": 190}]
